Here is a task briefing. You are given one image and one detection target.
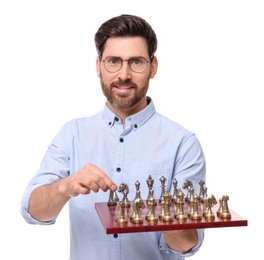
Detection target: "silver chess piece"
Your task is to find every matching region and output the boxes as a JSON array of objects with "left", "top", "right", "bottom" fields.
[
  {"left": 108, "top": 188, "right": 119, "bottom": 206},
  {"left": 118, "top": 183, "right": 131, "bottom": 207},
  {"left": 159, "top": 176, "right": 167, "bottom": 203}
]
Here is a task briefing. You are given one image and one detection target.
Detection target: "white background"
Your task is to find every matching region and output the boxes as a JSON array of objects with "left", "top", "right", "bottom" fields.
[{"left": 0, "top": 0, "right": 263, "bottom": 259}]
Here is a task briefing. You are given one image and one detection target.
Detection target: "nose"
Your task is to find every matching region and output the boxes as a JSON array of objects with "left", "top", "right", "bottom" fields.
[{"left": 117, "top": 60, "right": 132, "bottom": 80}]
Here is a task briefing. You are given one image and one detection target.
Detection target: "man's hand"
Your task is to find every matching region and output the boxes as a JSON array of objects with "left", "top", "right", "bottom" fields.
[{"left": 58, "top": 163, "right": 117, "bottom": 197}]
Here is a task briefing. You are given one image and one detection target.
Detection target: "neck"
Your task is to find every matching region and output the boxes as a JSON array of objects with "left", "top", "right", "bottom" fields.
[{"left": 107, "top": 97, "right": 148, "bottom": 126}]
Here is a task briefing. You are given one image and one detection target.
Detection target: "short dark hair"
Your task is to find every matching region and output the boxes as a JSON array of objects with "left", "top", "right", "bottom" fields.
[{"left": 94, "top": 14, "right": 158, "bottom": 60}]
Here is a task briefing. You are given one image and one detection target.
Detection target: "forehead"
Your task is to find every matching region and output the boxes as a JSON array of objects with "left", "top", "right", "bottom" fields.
[{"left": 102, "top": 36, "right": 149, "bottom": 58}]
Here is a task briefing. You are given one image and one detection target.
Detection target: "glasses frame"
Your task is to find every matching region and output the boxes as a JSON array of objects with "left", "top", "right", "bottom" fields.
[{"left": 102, "top": 56, "right": 151, "bottom": 73}]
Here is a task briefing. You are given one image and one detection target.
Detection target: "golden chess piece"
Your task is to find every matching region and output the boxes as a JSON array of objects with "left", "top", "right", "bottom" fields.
[
  {"left": 220, "top": 195, "right": 232, "bottom": 219},
  {"left": 188, "top": 196, "right": 195, "bottom": 219},
  {"left": 130, "top": 198, "right": 145, "bottom": 224},
  {"left": 146, "top": 175, "right": 157, "bottom": 206},
  {"left": 191, "top": 194, "right": 202, "bottom": 221},
  {"left": 159, "top": 195, "right": 166, "bottom": 221},
  {"left": 146, "top": 196, "right": 158, "bottom": 224},
  {"left": 204, "top": 194, "right": 217, "bottom": 221},
  {"left": 217, "top": 197, "right": 223, "bottom": 217},
  {"left": 116, "top": 201, "right": 128, "bottom": 225},
  {"left": 174, "top": 188, "right": 182, "bottom": 218},
  {"left": 175, "top": 190, "right": 187, "bottom": 222},
  {"left": 163, "top": 190, "right": 173, "bottom": 222}
]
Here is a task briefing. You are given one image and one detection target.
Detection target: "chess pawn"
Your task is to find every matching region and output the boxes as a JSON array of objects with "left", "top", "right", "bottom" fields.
[
  {"left": 159, "top": 195, "right": 166, "bottom": 221},
  {"left": 146, "top": 189, "right": 156, "bottom": 206},
  {"left": 220, "top": 195, "right": 231, "bottom": 219},
  {"left": 217, "top": 198, "right": 223, "bottom": 217},
  {"left": 187, "top": 196, "right": 195, "bottom": 219},
  {"left": 174, "top": 188, "right": 182, "bottom": 218},
  {"left": 108, "top": 189, "right": 119, "bottom": 206},
  {"left": 116, "top": 201, "right": 128, "bottom": 225},
  {"left": 191, "top": 194, "right": 202, "bottom": 221},
  {"left": 175, "top": 190, "right": 187, "bottom": 222},
  {"left": 146, "top": 196, "right": 158, "bottom": 224},
  {"left": 163, "top": 190, "right": 173, "bottom": 222}
]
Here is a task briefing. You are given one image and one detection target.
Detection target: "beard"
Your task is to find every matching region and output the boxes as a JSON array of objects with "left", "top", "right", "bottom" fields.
[{"left": 100, "top": 77, "right": 150, "bottom": 110}]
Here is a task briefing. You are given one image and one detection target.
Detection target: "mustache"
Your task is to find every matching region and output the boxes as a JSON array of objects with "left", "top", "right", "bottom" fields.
[{"left": 111, "top": 79, "right": 137, "bottom": 88}]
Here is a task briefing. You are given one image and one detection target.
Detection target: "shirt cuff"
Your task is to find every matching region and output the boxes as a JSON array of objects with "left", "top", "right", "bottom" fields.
[{"left": 159, "top": 229, "right": 204, "bottom": 257}]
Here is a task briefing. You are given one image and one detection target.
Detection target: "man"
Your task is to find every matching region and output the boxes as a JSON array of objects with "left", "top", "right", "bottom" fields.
[{"left": 21, "top": 14, "right": 206, "bottom": 260}]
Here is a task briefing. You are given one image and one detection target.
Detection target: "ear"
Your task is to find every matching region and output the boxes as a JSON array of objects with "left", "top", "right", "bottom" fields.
[
  {"left": 96, "top": 57, "right": 101, "bottom": 77},
  {"left": 149, "top": 56, "right": 158, "bottom": 79}
]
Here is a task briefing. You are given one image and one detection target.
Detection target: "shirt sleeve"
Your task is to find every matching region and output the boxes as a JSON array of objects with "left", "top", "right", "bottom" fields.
[
  {"left": 20, "top": 121, "right": 72, "bottom": 225},
  {"left": 158, "top": 133, "right": 206, "bottom": 257}
]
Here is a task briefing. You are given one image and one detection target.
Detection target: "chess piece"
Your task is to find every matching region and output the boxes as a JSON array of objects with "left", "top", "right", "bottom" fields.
[
  {"left": 220, "top": 195, "right": 231, "bottom": 219},
  {"left": 146, "top": 196, "right": 158, "bottom": 224},
  {"left": 159, "top": 176, "right": 167, "bottom": 203},
  {"left": 174, "top": 188, "right": 182, "bottom": 218},
  {"left": 204, "top": 194, "right": 217, "bottom": 221},
  {"left": 191, "top": 194, "right": 202, "bottom": 221},
  {"left": 159, "top": 194, "right": 166, "bottom": 220},
  {"left": 130, "top": 198, "right": 145, "bottom": 224},
  {"left": 162, "top": 190, "right": 173, "bottom": 222},
  {"left": 118, "top": 183, "right": 131, "bottom": 207},
  {"left": 116, "top": 201, "right": 128, "bottom": 225},
  {"left": 172, "top": 178, "right": 178, "bottom": 203},
  {"left": 175, "top": 189, "right": 187, "bottom": 222},
  {"left": 108, "top": 188, "right": 119, "bottom": 206},
  {"left": 146, "top": 175, "right": 157, "bottom": 206},
  {"left": 187, "top": 195, "right": 195, "bottom": 219},
  {"left": 182, "top": 179, "right": 193, "bottom": 202},
  {"left": 133, "top": 180, "right": 143, "bottom": 202},
  {"left": 198, "top": 180, "right": 207, "bottom": 203},
  {"left": 217, "top": 197, "right": 223, "bottom": 217}
]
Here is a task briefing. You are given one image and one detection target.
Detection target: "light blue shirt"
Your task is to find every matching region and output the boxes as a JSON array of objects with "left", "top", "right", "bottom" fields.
[{"left": 21, "top": 97, "right": 206, "bottom": 260}]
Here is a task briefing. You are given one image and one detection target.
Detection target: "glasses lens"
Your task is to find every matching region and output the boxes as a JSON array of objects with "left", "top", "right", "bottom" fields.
[
  {"left": 129, "top": 57, "right": 148, "bottom": 73},
  {"left": 104, "top": 57, "right": 122, "bottom": 73}
]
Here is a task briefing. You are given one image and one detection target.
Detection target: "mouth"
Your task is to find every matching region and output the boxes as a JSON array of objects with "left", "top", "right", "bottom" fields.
[
  {"left": 112, "top": 82, "right": 135, "bottom": 95},
  {"left": 115, "top": 83, "right": 134, "bottom": 89}
]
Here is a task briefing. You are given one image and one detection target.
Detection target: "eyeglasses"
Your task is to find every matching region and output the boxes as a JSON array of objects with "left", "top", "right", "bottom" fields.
[{"left": 102, "top": 56, "right": 150, "bottom": 73}]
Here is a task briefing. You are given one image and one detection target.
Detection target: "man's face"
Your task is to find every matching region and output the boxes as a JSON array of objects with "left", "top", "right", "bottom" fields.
[{"left": 96, "top": 36, "right": 158, "bottom": 113}]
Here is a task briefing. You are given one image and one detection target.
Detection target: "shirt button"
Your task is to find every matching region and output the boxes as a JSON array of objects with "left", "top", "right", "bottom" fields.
[
  {"left": 113, "top": 234, "right": 118, "bottom": 238},
  {"left": 134, "top": 124, "right": 138, "bottom": 128},
  {"left": 115, "top": 117, "right": 119, "bottom": 122},
  {"left": 119, "top": 137, "right": 124, "bottom": 143},
  {"left": 116, "top": 167, "right": 121, "bottom": 172},
  {"left": 108, "top": 122, "right": 111, "bottom": 126}
]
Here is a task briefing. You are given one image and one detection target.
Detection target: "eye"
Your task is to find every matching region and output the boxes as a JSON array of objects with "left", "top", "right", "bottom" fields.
[
  {"left": 129, "top": 57, "right": 144, "bottom": 65},
  {"left": 106, "top": 57, "right": 121, "bottom": 65}
]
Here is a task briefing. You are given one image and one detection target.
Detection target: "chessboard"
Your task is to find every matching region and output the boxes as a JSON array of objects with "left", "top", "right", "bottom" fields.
[
  {"left": 95, "top": 200, "right": 248, "bottom": 234},
  {"left": 95, "top": 178, "right": 248, "bottom": 234}
]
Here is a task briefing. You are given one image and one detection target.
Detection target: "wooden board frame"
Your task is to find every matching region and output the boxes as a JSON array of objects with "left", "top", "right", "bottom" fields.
[{"left": 95, "top": 201, "right": 248, "bottom": 234}]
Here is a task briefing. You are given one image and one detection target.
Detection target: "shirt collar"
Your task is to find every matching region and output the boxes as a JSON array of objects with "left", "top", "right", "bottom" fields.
[{"left": 103, "top": 97, "right": 156, "bottom": 130}]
